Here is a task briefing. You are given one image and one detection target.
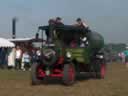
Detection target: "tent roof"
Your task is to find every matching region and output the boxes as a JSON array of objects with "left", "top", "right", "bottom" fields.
[
  {"left": 0, "top": 38, "right": 15, "bottom": 47},
  {"left": 8, "top": 38, "right": 33, "bottom": 42},
  {"left": 38, "top": 25, "right": 89, "bottom": 32}
]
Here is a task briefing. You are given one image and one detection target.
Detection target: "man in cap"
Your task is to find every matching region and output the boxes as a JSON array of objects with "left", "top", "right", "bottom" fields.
[
  {"left": 75, "top": 18, "right": 88, "bottom": 28},
  {"left": 55, "top": 17, "right": 64, "bottom": 25}
]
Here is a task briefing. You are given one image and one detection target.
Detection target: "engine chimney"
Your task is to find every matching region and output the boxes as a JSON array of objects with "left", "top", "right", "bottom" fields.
[{"left": 12, "top": 17, "right": 17, "bottom": 39}]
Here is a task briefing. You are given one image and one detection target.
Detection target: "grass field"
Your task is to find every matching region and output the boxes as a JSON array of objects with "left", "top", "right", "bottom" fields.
[{"left": 0, "top": 63, "right": 128, "bottom": 96}]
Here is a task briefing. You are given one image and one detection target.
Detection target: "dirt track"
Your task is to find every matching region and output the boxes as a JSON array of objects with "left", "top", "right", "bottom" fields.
[{"left": 0, "top": 63, "right": 128, "bottom": 96}]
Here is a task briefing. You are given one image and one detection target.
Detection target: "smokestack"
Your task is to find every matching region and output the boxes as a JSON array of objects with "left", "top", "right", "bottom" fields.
[{"left": 12, "top": 17, "right": 17, "bottom": 39}]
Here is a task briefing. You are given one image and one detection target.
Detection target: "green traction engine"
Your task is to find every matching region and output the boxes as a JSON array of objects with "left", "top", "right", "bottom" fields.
[{"left": 31, "top": 24, "right": 106, "bottom": 85}]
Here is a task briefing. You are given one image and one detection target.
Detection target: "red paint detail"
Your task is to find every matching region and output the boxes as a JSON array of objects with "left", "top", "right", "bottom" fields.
[
  {"left": 70, "top": 40, "right": 77, "bottom": 48},
  {"left": 101, "top": 64, "right": 105, "bottom": 78},
  {"left": 69, "top": 65, "right": 75, "bottom": 81},
  {"left": 53, "top": 69, "right": 62, "bottom": 73},
  {"left": 57, "top": 56, "right": 64, "bottom": 64},
  {"left": 38, "top": 69, "right": 45, "bottom": 77},
  {"left": 37, "top": 65, "right": 45, "bottom": 78},
  {"left": 50, "top": 74, "right": 63, "bottom": 77}
]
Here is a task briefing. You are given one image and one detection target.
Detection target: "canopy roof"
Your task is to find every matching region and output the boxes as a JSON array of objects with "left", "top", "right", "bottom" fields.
[
  {"left": 8, "top": 38, "right": 33, "bottom": 42},
  {"left": 8, "top": 37, "right": 44, "bottom": 42},
  {"left": 38, "top": 25, "right": 89, "bottom": 32},
  {"left": 0, "top": 38, "right": 15, "bottom": 47}
]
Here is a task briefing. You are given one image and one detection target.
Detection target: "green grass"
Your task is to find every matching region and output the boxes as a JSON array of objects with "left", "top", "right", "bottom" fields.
[{"left": 0, "top": 70, "right": 29, "bottom": 80}]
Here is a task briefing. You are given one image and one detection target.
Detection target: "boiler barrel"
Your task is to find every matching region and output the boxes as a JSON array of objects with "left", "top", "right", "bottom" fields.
[{"left": 88, "top": 31, "right": 104, "bottom": 51}]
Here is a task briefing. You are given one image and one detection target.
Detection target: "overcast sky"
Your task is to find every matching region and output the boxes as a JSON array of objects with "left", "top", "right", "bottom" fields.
[{"left": 0, "top": 0, "right": 128, "bottom": 43}]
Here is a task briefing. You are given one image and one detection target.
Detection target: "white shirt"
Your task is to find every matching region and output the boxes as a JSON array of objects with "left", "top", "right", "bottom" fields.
[
  {"left": 36, "top": 50, "right": 41, "bottom": 56},
  {"left": 8, "top": 48, "right": 15, "bottom": 66},
  {"left": 16, "top": 49, "right": 22, "bottom": 59},
  {"left": 22, "top": 53, "right": 30, "bottom": 63},
  {"left": 82, "top": 22, "right": 88, "bottom": 28}
]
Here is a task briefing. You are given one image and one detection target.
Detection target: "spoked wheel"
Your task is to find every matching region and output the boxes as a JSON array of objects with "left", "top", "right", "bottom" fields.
[
  {"left": 31, "top": 62, "right": 45, "bottom": 85},
  {"left": 100, "top": 64, "right": 106, "bottom": 78},
  {"left": 62, "top": 64, "right": 76, "bottom": 85},
  {"left": 95, "top": 61, "right": 106, "bottom": 79}
]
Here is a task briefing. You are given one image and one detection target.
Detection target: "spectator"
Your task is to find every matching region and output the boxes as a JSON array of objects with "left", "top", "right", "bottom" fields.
[
  {"left": 0, "top": 48, "right": 8, "bottom": 69},
  {"left": 8, "top": 48, "right": 16, "bottom": 69},
  {"left": 31, "top": 49, "right": 37, "bottom": 63},
  {"left": 118, "top": 52, "right": 125, "bottom": 64},
  {"left": 36, "top": 48, "right": 41, "bottom": 57},
  {"left": 0, "top": 48, "right": 2, "bottom": 68},
  {"left": 22, "top": 51, "right": 31, "bottom": 71},
  {"left": 123, "top": 49, "right": 128, "bottom": 68},
  {"left": 15, "top": 46, "right": 22, "bottom": 70}
]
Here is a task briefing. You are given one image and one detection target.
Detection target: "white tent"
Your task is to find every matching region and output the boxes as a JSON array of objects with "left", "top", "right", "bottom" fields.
[
  {"left": 8, "top": 37, "right": 33, "bottom": 42},
  {"left": 0, "top": 38, "right": 15, "bottom": 47}
]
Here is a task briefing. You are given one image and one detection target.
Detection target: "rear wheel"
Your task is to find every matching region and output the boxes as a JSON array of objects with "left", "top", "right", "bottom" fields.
[
  {"left": 31, "top": 62, "right": 44, "bottom": 85},
  {"left": 62, "top": 64, "right": 76, "bottom": 85}
]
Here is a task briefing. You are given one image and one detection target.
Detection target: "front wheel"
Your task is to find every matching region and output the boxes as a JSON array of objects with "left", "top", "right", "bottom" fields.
[
  {"left": 62, "top": 64, "right": 76, "bottom": 85},
  {"left": 31, "top": 62, "right": 44, "bottom": 85},
  {"left": 95, "top": 60, "right": 106, "bottom": 79}
]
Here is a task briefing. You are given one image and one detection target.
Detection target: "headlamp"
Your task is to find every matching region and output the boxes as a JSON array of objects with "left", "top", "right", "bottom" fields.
[
  {"left": 66, "top": 52, "right": 72, "bottom": 58},
  {"left": 82, "top": 37, "right": 87, "bottom": 42},
  {"left": 96, "top": 55, "right": 104, "bottom": 59}
]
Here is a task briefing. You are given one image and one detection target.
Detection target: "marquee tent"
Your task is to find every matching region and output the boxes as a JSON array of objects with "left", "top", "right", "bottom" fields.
[{"left": 0, "top": 38, "right": 15, "bottom": 47}]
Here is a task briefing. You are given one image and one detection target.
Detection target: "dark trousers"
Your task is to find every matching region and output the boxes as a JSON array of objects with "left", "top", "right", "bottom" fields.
[
  {"left": 24, "top": 62, "right": 31, "bottom": 70},
  {"left": 15, "top": 59, "right": 21, "bottom": 70}
]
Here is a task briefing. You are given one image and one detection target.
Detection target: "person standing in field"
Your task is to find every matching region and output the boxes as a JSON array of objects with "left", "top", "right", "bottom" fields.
[
  {"left": 31, "top": 49, "right": 37, "bottom": 63},
  {"left": 22, "top": 51, "right": 31, "bottom": 71},
  {"left": 15, "top": 46, "right": 22, "bottom": 70},
  {"left": 8, "top": 47, "right": 16, "bottom": 69},
  {"left": 118, "top": 52, "right": 125, "bottom": 64},
  {"left": 123, "top": 48, "right": 128, "bottom": 68}
]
